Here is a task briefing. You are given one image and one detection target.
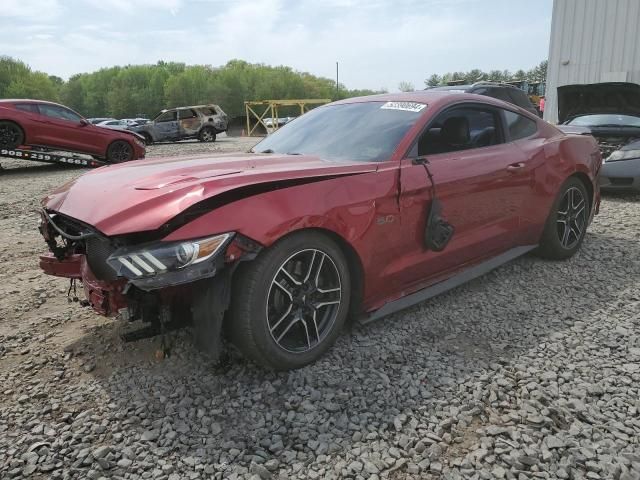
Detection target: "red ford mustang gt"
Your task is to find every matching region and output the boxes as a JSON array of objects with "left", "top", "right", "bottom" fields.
[
  {"left": 39, "top": 92, "right": 601, "bottom": 370},
  {"left": 0, "top": 99, "right": 145, "bottom": 162}
]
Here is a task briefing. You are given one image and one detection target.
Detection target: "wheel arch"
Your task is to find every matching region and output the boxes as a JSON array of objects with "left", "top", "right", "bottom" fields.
[{"left": 234, "top": 226, "right": 366, "bottom": 321}]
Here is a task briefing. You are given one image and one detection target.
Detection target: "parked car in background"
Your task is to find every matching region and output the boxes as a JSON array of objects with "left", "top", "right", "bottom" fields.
[
  {"left": 127, "top": 118, "right": 149, "bottom": 126},
  {"left": 263, "top": 116, "right": 296, "bottom": 128},
  {"left": 97, "top": 119, "right": 131, "bottom": 130},
  {"left": 428, "top": 82, "right": 539, "bottom": 116},
  {"left": 0, "top": 99, "right": 145, "bottom": 162},
  {"left": 557, "top": 82, "right": 640, "bottom": 192},
  {"left": 39, "top": 91, "right": 600, "bottom": 370},
  {"left": 87, "top": 117, "right": 115, "bottom": 125},
  {"left": 132, "top": 104, "right": 228, "bottom": 144}
]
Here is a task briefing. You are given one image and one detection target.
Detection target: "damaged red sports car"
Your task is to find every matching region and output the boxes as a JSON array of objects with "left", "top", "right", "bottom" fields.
[{"left": 39, "top": 92, "right": 601, "bottom": 370}]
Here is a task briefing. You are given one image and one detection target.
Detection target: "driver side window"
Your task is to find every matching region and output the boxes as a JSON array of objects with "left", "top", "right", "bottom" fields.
[
  {"left": 417, "top": 106, "right": 502, "bottom": 156},
  {"left": 39, "top": 104, "right": 82, "bottom": 122},
  {"left": 156, "top": 111, "right": 177, "bottom": 123}
]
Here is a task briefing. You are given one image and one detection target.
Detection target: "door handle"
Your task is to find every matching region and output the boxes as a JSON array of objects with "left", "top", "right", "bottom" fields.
[{"left": 506, "top": 162, "right": 525, "bottom": 172}]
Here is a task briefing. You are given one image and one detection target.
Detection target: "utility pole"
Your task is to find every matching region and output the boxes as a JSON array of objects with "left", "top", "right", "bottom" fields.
[{"left": 336, "top": 62, "right": 339, "bottom": 99}]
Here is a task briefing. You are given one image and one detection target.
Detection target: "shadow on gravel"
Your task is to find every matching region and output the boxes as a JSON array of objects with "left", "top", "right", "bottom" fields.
[
  {"left": 601, "top": 191, "right": 640, "bottom": 202},
  {"left": 65, "top": 230, "right": 640, "bottom": 471}
]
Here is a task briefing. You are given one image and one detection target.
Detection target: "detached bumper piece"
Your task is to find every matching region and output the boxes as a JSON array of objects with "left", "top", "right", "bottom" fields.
[{"left": 39, "top": 253, "right": 127, "bottom": 316}]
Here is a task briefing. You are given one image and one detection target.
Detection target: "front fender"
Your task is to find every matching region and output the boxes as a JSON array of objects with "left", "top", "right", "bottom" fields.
[{"left": 163, "top": 173, "right": 382, "bottom": 249}]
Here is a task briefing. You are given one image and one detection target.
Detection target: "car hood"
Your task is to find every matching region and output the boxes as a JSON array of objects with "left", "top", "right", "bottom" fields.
[
  {"left": 558, "top": 82, "right": 640, "bottom": 123},
  {"left": 43, "top": 153, "right": 378, "bottom": 236}
]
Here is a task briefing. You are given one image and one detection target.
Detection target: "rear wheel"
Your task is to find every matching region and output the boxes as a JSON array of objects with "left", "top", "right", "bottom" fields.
[
  {"left": 0, "top": 121, "right": 24, "bottom": 149},
  {"left": 536, "top": 177, "right": 589, "bottom": 260},
  {"left": 228, "top": 232, "right": 351, "bottom": 370},
  {"left": 106, "top": 140, "right": 133, "bottom": 163},
  {"left": 199, "top": 127, "right": 216, "bottom": 143}
]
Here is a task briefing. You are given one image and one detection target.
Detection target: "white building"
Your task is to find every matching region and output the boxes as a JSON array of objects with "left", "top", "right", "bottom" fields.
[{"left": 545, "top": 0, "right": 640, "bottom": 123}]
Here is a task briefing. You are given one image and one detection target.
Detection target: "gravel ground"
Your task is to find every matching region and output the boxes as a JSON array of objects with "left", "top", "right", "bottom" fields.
[{"left": 0, "top": 139, "right": 639, "bottom": 480}]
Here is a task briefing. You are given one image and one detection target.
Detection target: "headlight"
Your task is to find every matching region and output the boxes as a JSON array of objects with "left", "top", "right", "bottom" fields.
[
  {"left": 133, "top": 138, "right": 145, "bottom": 148},
  {"left": 106, "top": 233, "right": 232, "bottom": 290},
  {"left": 607, "top": 149, "right": 640, "bottom": 162}
]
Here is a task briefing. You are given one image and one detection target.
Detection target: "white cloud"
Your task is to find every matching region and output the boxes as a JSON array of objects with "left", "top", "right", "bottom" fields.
[
  {"left": 0, "top": 0, "right": 61, "bottom": 19},
  {"left": 84, "top": 0, "right": 183, "bottom": 15},
  {"left": 0, "top": 0, "right": 552, "bottom": 90}
]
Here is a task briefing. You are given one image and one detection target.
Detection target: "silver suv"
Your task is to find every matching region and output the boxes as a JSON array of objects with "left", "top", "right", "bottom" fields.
[{"left": 133, "top": 104, "right": 228, "bottom": 144}]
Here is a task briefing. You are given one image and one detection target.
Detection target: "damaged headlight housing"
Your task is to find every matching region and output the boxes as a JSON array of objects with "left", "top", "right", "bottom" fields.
[
  {"left": 106, "top": 233, "right": 233, "bottom": 290},
  {"left": 607, "top": 149, "right": 640, "bottom": 162}
]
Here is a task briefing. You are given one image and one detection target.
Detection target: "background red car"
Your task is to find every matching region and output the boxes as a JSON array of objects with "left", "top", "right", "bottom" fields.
[{"left": 0, "top": 99, "right": 145, "bottom": 162}]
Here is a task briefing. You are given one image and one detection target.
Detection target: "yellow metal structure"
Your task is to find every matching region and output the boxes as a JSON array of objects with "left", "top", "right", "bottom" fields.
[{"left": 245, "top": 99, "right": 331, "bottom": 136}]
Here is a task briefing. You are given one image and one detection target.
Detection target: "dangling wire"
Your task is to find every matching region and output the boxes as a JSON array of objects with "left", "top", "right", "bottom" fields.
[{"left": 67, "top": 278, "right": 79, "bottom": 303}]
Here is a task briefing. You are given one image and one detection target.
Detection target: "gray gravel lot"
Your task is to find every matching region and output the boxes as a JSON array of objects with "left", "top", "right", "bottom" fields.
[{"left": 0, "top": 138, "right": 639, "bottom": 480}]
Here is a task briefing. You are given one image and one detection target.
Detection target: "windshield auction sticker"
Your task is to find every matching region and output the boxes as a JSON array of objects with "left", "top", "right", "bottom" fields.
[{"left": 380, "top": 101, "right": 426, "bottom": 112}]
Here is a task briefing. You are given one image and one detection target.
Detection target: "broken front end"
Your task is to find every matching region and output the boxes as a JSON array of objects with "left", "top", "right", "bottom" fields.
[{"left": 38, "top": 210, "right": 259, "bottom": 355}]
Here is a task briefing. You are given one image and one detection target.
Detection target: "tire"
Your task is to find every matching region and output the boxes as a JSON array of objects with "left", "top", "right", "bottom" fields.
[
  {"left": 106, "top": 140, "right": 133, "bottom": 163},
  {"left": 141, "top": 133, "right": 153, "bottom": 145},
  {"left": 198, "top": 127, "right": 216, "bottom": 143},
  {"left": 0, "top": 121, "right": 24, "bottom": 149},
  {"left": 228, "top": 231, "right": 351, "bottom": 370},
  {"left": 536, "top": 177, "right": 590, "bottom": 260}
]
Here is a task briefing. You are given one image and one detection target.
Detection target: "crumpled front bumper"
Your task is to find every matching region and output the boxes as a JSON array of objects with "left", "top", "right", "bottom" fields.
[{"left": 39, "top": 252, "right": 127, "bottom": 316}]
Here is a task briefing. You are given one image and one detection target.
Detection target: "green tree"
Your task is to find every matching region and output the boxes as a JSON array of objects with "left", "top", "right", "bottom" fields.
[
  {"left": 4, "top": 71, "right": 59, "bottom": 100},
  {"left": 398, "top": 81, "right": 415, "bottom": 92},
  {"left": 424, "top": 74, "right": 442, "bottom": 87}
]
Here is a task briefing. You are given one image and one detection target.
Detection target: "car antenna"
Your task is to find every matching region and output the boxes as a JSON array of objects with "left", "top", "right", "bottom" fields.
[{"left": 412, "top": 157, "right": 455, "bottom": 251}]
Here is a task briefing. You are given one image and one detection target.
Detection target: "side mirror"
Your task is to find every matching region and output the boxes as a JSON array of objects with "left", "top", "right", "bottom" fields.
[{"left": 79, "top": 119, "right": 89, "bottom": 126}]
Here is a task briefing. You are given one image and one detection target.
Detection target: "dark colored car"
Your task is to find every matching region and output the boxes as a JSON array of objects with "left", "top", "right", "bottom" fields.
[
  {"left": 132, "top": 105, "right": 228, "bottom": 144},
  {"left": 39, "top": 91, "right": 600, "bottom": 370},
  {"left": 557, "top": 82, "right": 640, "bottom": 192},
  {"left": 0, "top": 100, "right": 145, "bottom": 162},
  {"left": 428, "top": 82, "right": 539, "bottom": 116}
]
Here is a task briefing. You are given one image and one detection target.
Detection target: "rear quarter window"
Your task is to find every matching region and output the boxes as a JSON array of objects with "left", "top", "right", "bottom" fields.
[{"left": 504, "top": 110, "right": 537, "bottom": 140}]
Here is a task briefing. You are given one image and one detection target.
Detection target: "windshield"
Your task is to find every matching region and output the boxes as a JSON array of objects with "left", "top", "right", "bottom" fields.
[
  {"left": 568, "top": 114, "right": 640, "bottom": 127},
  {"left": 252, "top": 101, "right": 426, "bottom": 162}
]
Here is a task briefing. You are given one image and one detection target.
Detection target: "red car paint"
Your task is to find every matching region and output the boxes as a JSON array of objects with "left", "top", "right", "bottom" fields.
[
  {"left": 0, "top": 99, "right": 145, "bottom": 160},
  {"left": 40, "top": 92, "right": 601, "bottom": 317}
]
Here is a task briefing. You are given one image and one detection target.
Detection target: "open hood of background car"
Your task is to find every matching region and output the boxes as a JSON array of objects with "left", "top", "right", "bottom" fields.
[
  {"left": 558, "top": 82, "right": 640, "bottom": 123},
  {"left": 42, "top": 152, "right": 378, "bottom": 236}
]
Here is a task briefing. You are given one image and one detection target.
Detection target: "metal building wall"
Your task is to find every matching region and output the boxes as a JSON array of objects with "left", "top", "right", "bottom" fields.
[{"left": 545, "top": 0, "right": 640, "bottom": 123}]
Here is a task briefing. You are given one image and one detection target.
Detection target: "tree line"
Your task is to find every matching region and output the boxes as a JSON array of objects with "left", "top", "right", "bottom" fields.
[
  {"left": 0, "top": 56, "right": 381, "bottom": 119},
  {"left": 423, "top": 60, "right": 548, "bottom": 87}
]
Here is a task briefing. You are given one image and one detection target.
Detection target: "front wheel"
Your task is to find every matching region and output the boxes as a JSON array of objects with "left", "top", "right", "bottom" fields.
[
  {"left": 228, "top": 232, "right": 351, "bottom": 370},
  {"left": 0, "top": 121, "right": 24, "bottom": 149},
  {"left": 198, "top": 127, "right": 216, "bottom": 143},
  {"left": 536, "top": 177, "right": 590, "bottom": 260},
  {"left": 106, "top": 140, "right": 133, "bottom": 163}
]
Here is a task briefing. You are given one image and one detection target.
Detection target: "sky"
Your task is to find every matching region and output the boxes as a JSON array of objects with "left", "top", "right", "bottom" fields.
[{"left": 0, "top": 0, "right": 553, "bottom": 92}]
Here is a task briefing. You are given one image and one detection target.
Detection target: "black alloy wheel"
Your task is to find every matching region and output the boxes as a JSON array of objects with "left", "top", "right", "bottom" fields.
[
  {"left": 0, "top": 121, "right": 24, "bottom": 149},
  {"left": 107, "top": 141, "right": 133, "bottom": 163}
]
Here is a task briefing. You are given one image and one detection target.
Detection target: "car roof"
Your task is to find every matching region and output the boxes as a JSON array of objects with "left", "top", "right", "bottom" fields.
[
  {"left": 428, "top": 85, "right": 473, "bottom": 91},
  {"left": 0, "top": 99, "right": 67, "bottom": 108},
  {"left": 428, "top": 83, "right": 523, "bottom": 92},
  {"left": 162, "top": 105, "right": 220, "bottom": 112},
  {"left": 333, "top": 90, "right": 533, "bottom": 116}
]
